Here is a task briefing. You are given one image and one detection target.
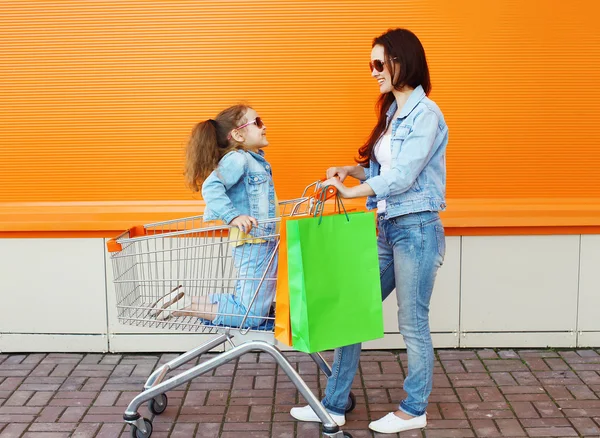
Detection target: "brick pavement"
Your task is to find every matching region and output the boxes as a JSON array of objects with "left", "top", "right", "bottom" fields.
[{"left": 1, "top": 349, "right": 600, "bottom": 437}]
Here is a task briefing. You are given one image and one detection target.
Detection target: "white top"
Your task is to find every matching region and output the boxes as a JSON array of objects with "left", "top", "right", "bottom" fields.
[{"left": 374, "top": 133, "right": 392, "bottom": 213}]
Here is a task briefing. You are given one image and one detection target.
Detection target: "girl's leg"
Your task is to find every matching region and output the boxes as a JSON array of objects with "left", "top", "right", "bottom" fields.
[
  {"left": 165, "top": 241, "right": 277, "bottom": 327},
  {"left": 212, "top": 240, "right": 278, "bottom": 328},
  {"left": 238, "top": 240, "right": 278, "bottom": 321},
  {"left": 170, "top": 296, "right": 218, "bottom": 320}
]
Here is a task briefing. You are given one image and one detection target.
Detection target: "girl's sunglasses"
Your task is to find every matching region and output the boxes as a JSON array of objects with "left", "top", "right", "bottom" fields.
[{"left": 227, "top": 117, "right": 264, "bottom": 139}]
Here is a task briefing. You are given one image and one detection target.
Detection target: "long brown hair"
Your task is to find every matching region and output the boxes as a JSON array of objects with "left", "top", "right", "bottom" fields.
[
  {"left": 184, "top": 104, "right": 249, "bottom": 192},
  {"left": 357, "top": 28, "right": 431, "bottom": 165}
]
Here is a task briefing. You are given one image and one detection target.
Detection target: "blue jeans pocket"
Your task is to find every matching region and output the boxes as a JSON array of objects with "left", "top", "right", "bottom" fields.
[{"left": 435, "top": 224, "right": 446, "bottom": 261}]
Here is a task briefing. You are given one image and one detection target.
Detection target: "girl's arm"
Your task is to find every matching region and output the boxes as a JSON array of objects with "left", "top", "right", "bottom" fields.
[{"left": 201, "top": 152, "right": 247, "bottom": 224}]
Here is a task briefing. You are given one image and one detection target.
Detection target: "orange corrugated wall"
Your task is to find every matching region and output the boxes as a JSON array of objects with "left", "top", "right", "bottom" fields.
[{"left": 1, "top": 1, "right": 599, "bottom": 203}]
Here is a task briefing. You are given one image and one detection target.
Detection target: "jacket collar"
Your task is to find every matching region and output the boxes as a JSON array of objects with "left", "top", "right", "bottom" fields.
[
  {"left": 386, "top": 85, "right": 426, "bottom": 120},
  {"left": 247, "top": 149, "right": 266, "bottom": 162}
]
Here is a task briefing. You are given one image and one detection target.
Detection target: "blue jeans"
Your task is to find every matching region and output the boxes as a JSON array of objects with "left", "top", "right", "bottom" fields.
[
  {"left": 211, "top": 240, "right": 278, "bottom": 329},
  {"left": 322, "top": 211, "right": 445, "bottom": 416}
]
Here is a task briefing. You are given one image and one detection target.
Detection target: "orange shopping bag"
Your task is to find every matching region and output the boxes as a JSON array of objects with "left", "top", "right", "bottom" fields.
[{"left": 274, "top": 217, "right": 292, "bottom": 346}]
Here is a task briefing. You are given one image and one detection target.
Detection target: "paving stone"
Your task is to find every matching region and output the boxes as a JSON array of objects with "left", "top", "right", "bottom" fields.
[{"left": 0, "top": 349, "right": 598, "bottom": 436}]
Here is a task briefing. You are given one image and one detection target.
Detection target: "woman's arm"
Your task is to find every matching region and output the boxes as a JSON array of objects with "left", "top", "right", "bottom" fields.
[
  {"left": 324, "top": 109, "right": 440, "bottom": 200},
  {"left": 366, "top": 109, "right": 439, "bottom": 199},
  {"left": 326, "top": 165, "right": 367, "bottom": 182}
]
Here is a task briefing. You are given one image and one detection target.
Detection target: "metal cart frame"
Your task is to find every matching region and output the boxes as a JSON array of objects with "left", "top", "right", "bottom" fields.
[{"left": 107, "top": 183, "right": 355, "bottom": 438}]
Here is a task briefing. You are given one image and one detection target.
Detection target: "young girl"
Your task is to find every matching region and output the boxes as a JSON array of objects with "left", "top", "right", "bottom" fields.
[{"left": 154, "top": 104, "right": 278, "bottom": 329}]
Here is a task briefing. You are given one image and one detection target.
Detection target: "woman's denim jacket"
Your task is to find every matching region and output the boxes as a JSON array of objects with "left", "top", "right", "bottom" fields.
[
  {"left": 202, "top": 149, "right": 277, "bottom": 236},
  {"left": 364, "top": 85, "right": 448, "bottom": 218}
]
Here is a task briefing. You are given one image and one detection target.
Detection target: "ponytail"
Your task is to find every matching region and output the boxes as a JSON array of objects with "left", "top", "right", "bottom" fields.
[
  {"left": 184, "top": 104, "right": 249, "bottom": 192},
  {"left": 185, "top": 120, "right": 221, "bottom": 191}
]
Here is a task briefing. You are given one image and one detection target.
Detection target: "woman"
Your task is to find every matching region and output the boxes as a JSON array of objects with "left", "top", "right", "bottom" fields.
[{"left": 290, "top": 28, "right": 448, "bottom": 434}]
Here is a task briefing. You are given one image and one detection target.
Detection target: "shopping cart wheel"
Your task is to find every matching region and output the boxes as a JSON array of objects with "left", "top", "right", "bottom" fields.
[
  {"left": 130, "top": 418, "right": 153, "bottom": 438},
  {"left": 148, "top": 393, "right": 168, "bottom": 415},
  {"left": 345, "top": 392, "right": 356, "bottom": 413}
]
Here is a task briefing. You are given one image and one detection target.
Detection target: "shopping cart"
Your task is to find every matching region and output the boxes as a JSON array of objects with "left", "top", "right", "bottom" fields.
[{"left": 107, "top": 182, "right": 355, "bottom": 438}]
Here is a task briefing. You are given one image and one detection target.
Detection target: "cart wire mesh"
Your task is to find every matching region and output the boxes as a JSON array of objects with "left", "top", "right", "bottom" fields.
[{"left": 108, "top": 182, "right": 339, "bottom": 335}]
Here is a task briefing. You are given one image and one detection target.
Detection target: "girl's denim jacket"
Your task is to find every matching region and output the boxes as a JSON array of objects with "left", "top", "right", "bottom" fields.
[
  {"left": 364, "top": 85, "right": 448, "bottom": 218},
  {"left": 202, "top": 149, "right": 277, "bottom": 237}
]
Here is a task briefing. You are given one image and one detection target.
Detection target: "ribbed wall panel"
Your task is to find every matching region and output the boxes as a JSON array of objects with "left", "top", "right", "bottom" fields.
[{"left": 1, "top": 1, "right": 599, "bottom": 202}]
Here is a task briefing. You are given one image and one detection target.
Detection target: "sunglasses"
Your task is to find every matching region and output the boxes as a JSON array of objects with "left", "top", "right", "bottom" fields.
[
  {"left": 369, "top": 59, "right": 386, "bottom": 73},
  {"left": 369, "top": 57, "right": 398, "bottom": 73},
  {"left": 227, "top": 117, "right": 264, "bottom": 139}
]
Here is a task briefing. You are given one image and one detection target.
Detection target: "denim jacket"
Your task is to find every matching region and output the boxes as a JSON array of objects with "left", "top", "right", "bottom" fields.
[
  {"left": 202, "top": 149, "right": 278, "bottom": 236},
  {"left": 364, "top": 85, "right": 448, "bottom": 218}
]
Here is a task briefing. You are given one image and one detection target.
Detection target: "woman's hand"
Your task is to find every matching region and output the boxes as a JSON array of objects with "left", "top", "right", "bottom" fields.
[
  {"left": 326, "top": 166, "right": 349, "bottom": 182},
  {"left": 322, "top": 177, "right": 375, "bottom": 199},
  {"left": 322, "top": 177, "right": 351, "bottom": 198},
  {"left": 326, "top": 165, "right": 367, "bottom": 182},
  {"left": 230, "top": 215, "right": 258, "bottom": 233}
]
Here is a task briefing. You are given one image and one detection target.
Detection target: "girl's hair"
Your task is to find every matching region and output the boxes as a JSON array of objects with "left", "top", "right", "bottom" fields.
[
  {"left": 185, "top": 104, "right": 249, "bottom": 192},
  {"left": 357, "top": 28, "right": 431, "bottom": 165}
]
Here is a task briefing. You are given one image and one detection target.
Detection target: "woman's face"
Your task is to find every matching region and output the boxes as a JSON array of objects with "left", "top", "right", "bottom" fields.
[{"left": 370, "top": 44, "right": 396, "bottom": 94}]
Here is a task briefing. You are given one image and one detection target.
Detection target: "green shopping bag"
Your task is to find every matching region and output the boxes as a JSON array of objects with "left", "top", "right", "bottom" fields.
[{"left": 286, "top": 210, "right": 384, "bottom": 353}]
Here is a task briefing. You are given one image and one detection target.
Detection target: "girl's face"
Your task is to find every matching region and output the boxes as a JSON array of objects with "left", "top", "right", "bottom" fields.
[
  {"left": 235, "top": 108, "right": 268, "bottom": 152},
  {"left": 370, "top": 44, "right": 396, "bottom": 94}
]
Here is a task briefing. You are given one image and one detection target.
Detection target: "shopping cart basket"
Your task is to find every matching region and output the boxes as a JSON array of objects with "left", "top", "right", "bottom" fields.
[{"left": 107, "top": 182, "right": 356, "bottom": 438}]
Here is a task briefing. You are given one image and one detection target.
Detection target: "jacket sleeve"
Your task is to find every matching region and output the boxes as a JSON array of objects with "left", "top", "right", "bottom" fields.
[
  {"left": 201, "top": 152, "right": 246, "bottom": 224},
  {"left": 366, "top": 109, "right": 439, "bottom": 200}
]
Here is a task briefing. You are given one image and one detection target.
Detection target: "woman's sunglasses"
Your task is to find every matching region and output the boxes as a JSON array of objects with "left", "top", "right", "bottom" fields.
[
  {"left": 227, "top": 117, "right": 264, "bottom": 139},
  {"left": 369, "top": 59, "right": 386, "bottom": 73},
  {"left": 369, "top": 57, "right": 397, "bottom": 73}
]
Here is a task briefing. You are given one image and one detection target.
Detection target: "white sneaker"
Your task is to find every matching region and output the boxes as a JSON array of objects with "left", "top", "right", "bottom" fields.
[
  {"left": 368, "top": 412, "right": 427, "bottom": 433},
  {"left": 290, "top": 405, "right": 346, "bottom": 426}
]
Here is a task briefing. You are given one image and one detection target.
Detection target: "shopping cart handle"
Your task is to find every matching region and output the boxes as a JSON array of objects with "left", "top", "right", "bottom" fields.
[
  {"left": 106, "top": 225, "right": 147, "bottom": 253},
  {"left": 312, "top": 181, "right": 338, "bottom": 201}
]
